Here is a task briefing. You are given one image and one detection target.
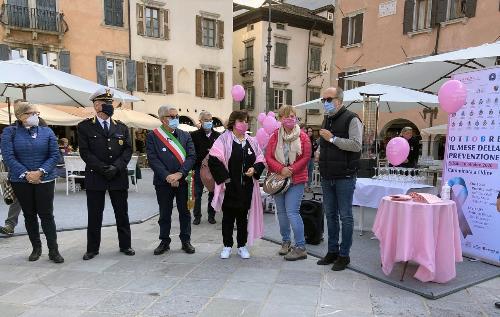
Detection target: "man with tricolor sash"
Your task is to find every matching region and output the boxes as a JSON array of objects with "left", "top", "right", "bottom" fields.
[{"left": 146, "top": 105, "right": 196, "bottom": 255}]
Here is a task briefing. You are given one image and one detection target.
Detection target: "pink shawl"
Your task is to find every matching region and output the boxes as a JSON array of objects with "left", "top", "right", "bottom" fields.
[{"left": 209, "top": 131, "right": 265, "bottom": 246}]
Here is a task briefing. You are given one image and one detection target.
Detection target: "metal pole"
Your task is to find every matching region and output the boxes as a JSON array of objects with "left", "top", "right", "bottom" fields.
[
  {"left": 7, "top": 97, "right": 12, "bottom": 125},
  {"left": 265, "top": 0, "right": 272, "bottom": 113}
]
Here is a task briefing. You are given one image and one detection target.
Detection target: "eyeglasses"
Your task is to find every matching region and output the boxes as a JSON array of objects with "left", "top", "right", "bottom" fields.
[
  {"left": 164, "top": 115, "right": 179, "bottom": 119},
  {"left": 24, "top": 111, "right": 40, "bottom": 116},
  {"left": 321, "top": 97, "right": 337, "bottom": 103}
]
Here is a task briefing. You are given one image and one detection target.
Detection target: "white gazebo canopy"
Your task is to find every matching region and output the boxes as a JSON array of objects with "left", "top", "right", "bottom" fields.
[
  {"left": 0, "top": 59, "right": 141, "bottom": 106},
  {"left": 343, "top": 41, "right": 500, "bottom": 93},
  {"left": 421, "top": 124, "right": 448, "bottom": 136},
  {"left": 295, "top": 84, "right": 438, "bottom": 112},
  {"left": 0, "top": 104, "right": 83, "bottom": 126}
]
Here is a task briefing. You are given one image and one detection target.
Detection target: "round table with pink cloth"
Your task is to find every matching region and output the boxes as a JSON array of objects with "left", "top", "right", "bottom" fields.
[{"left": 373, "top": 197, "right": 463, "bottom": 283}]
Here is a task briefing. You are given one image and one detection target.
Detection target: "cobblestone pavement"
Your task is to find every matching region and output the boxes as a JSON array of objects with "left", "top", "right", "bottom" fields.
[{"left": 0, "top": 212, "right": 498, "bottom": 316}]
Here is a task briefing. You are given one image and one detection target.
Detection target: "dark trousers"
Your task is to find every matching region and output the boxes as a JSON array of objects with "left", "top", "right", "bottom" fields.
[
  {"left": 193, "top": 167, "right": 215, "bottom": 219},
  {"left": 155, "top": 183, "right": 191, "bottom": 244},
  {"left": 12, "top": 182, "right": 58, "bottom": 249},
  {"left": 86, "top": 189, "right": 131, "bottom": 252},
  {"left": 222, "top": 207, "right": 248, "bottom": 248}
]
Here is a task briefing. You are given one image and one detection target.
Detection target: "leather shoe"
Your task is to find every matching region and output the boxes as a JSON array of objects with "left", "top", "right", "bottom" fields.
[
  {"left": 120, "top": 248, "right": 136, "bottom": 256},
  {"left": 83, "top": 251, "right": 99, "bottom": 261},
  {"left": 154, "top": 241, "right": 170, "bottom": 255},
  {"left": 316, "top": 252, "right": 338, "bottom": 265},
  {"left": 332, "top": 256, "right": 350, "bottom": 271},
  {"left": 181, "top": 242, "right": 195, "bottom": 254},
  {"left": 49, "top": 249, "right": 65, "bottom": 264},
  {"left": 208, "top": 217, "right": 216, "bottom": 224},
  {"left": 29, "top": 246, "right": 42, "bottom": 262},
  {"left": 192, "top": 218, "right": 201, "bottom": 225}
]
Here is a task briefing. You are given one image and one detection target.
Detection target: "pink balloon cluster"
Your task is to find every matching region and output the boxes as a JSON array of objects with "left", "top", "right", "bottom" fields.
[
  {"left": 386, "top": 137, "right": 410, "bottom": 166},
  {"left": 255, "top": 112, "right": 280, "bottom": 149}
]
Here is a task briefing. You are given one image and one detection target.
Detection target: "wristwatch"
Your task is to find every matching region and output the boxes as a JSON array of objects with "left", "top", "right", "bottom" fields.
[{"left": 329, "top": 137, "right": 334, "bottom": 143}]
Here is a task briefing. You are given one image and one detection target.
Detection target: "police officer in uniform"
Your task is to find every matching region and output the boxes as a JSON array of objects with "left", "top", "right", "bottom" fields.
[{"left": 78, "top": 88, "right": 135, "bottom": 260}]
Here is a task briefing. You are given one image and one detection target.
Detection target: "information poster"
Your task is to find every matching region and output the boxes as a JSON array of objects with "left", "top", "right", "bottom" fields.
[{"left": 445, "top": 66, "right": 500, "bottom": 266}]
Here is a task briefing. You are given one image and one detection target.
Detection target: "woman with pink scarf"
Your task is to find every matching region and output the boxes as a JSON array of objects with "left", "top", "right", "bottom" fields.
[{"left": 208, "top": 110, "right": 265, "bottom": 259}]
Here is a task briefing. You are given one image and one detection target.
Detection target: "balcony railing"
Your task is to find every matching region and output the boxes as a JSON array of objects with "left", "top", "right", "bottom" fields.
[
  {"left": 2, "top": 4, "right": 67, "bottom": 34},
  {"left": 239, "top": 58, "right": 254, "bottom": 74}
]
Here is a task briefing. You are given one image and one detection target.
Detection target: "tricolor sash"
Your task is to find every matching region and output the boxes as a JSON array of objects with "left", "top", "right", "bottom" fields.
[{"left": 153, "top": 126, "right": 186, "bottom": 164}]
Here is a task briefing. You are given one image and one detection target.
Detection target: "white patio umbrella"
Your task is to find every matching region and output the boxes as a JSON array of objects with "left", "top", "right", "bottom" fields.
[
  {"left": 295, "top": 84, "right": 439, "bottom": 112},
  {"left": 0, "top": 59, "right": 141, "bottom": 106},
  {"left": 0, "top": 104, "right": 83, "bottom": 126},
  {"left": 421, "top": 124, "right": 448, "bottom": 136},
  {"left": 342, "top": 41, "right": 500, "bottom": 93}
]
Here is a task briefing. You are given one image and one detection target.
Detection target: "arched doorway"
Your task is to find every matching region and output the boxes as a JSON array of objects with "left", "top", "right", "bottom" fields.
[
  {"left": 212, "top": 117, "right": 223, "bottom": 128},
  {"left": 378, "top": 119, "right": 421, "bottom": 159},
  {"left": 177, "top": 68, "right": 190, "bottom": 94},
  {"left": 179, "top": 115, "right": 195, "bottom": 126}
]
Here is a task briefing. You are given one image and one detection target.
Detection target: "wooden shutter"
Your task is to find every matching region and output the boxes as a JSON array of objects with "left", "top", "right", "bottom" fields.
[
  {"left": 217, "top": 20, "right": 224, "bottom": 49},
  {"left": 136, "top": 61, "right": 145, "bottom": 92},
  {"left": 196, "top": 15, "right": 202, "bottom": 46},
  {"left": 268, "top": 88, "right": 275, "bottom": 110},
  {"left": 136, "top": 3, "right": 144, "bottom": 35},
  {"left": 465, "top": 0, "right": 477, "bottom": 17},
  {"left": 341, "top": 17, "right": 349, "bottom": 47},
  {"left": 165, "top": 65, "right": 174, "bottom": 94},
  {"left": 59, "top": 51, "right": 71, "bottom": 73},
  {"left": 96, "top": 56, "right": 107, "bottom": 85},
  {"left": 217, "top": 72, "right": 224, "bottom": 99},
  {"left": 160, "top": 9, "right": 170, "bottom": 40},
  {"left": 37, "top": 48, "right": 44, "bottom": 64},
  {"left": 250, "top": 86, "right": 255, "bottom": 107},
  {"left": 337, "top": 72, "right": 345, "bottom": 90},
  {"left": 354, "top": 14, "right": 363, "bottom": 44},
  {"left": 286, "top": 89, "right": 293, "bottom": 105},
  {"left": 27, "top": 46, "right": 34, "bottom": 62},
  {"left": 126, "top": 59, "right": 136, "bottom": 91},
  {"left": 104, "top": 0, "right": 112, "bottom": 25},
  {"left": 435, "top": 0, "right": 448, "bottom": 24},
  {"left": 0, "top": 44, "right": 9, "bottom": 61},
  {"left": 195, "top": 69, "right": 203, "bottom": 97},
  {"left": 403, "top": 0, "right": 415, "bottom": 34},
  {"left": 431, "top": 0, "right": 440, "bottom": 25}
]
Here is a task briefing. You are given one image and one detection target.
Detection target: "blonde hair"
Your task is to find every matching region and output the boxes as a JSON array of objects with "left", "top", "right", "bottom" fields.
[
  {"left": 14, "top": 102, "right": 35, "bottom": 120},
  {"left": 277, "top": 105, "right": 296, "bottom": 119}
]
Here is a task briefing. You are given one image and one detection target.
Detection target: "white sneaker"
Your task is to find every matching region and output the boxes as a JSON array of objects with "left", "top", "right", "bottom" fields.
[
  {"left": 220, "top": 247, "right": 232, "bottom": 259},
  {"left": 237, "top": 246, "right": 250, "bottom": 259}
]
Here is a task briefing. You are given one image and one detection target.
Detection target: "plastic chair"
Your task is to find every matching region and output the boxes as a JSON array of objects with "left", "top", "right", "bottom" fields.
[
  {"left": 127, "top": 156, "right": 139, "bottom": 192},
  {"left": 63, "top": 156, "right": 86, "bottom": 195}
]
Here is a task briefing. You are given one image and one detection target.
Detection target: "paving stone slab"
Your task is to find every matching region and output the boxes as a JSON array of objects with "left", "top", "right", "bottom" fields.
[
  {"left": 143, "top": 294, "right": 210, "bottom": 317},
  {"left": 216, "top": 281, "right": 273, "bottom": 302},
  {"left": 39, "top": 288, "right": 111, "bottom": 310},
  {"left": 90, "top": 291, "right": 156, "bottom": 315},
  {"left": 267, "top": 284, "right": 320, "bottom": 307},
  {"left": 276, "top": 269, "right": 323, "bottom": 287},
  {"left": 198, "top": 298, "right": 262, "bottom": 317},
  {"left": 170, "top": 278, "right": 226, "bottom": 297},
  {"left": 0, "top": 283, "right": 64, "bottom": 305},
  {"left": 260, "top": 303, "right": 316, "bottom": 317}
]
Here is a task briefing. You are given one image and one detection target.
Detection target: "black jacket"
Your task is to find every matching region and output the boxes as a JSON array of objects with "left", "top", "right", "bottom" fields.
[
  {"left": 77, "top": 117, "right": 132, "bottom": 191},
  {"left": 190, "top": 128, "right": 220, "bottom": 169}
]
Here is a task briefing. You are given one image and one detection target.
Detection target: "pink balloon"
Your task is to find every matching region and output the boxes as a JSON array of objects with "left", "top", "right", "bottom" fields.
[
  {"left": 438, "top": 80, "right": 467, "bottom": 113},
  {"left": 256, "top": 128, "right": 270, "bottom": 148},
  {"left": 263, "top": 116, "right": 277, "bottom": 134},
  {"left": 267, "top": 111, "right": 276, "bottom": 118},
  {"left": 257, "top": 113, "right": 267, "bottom": 125},
  {"left": 231, "top": 85, "right": 246, "bottom": 102},
  {"left": 275, "top": 121, "right": 281, "bottom": 130},
  {"left": 386, "top": 137, "right": 410, "bottom": 166}
]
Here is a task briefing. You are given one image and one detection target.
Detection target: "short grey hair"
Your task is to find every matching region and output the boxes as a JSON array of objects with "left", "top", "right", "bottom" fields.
[
  {"left": 199, "top": 110, "right": 212, "bottom": 120},
  {"left": 14, "top": 102, "right": 35, "bottom": 120},
  {"left": 158, "top": 105, "right": 176, "bottom": 118},
  {"left": 335, "top": 87, "right": 344, "bottom": 103},
  {"left": 401, "top": 127, "right": 413, "bottom": 134}
]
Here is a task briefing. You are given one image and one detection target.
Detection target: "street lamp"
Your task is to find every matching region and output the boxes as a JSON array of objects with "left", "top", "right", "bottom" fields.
[{"left": 265, "top": 0, "right": 272, "bottom": 113}]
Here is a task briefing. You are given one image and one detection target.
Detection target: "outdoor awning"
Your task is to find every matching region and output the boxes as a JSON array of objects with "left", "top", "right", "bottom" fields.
[
  {"left": 0, "top": 104, "right": 83, "bottom": 126},
  {"left": 421, "top": 124, "right": 448, "bottom": 136},
  {"left": 342, "top": 41, "right": 500, "bottom": 93},
  {"left": 295, "top": 84, "right": 439, "bottom": 112}
]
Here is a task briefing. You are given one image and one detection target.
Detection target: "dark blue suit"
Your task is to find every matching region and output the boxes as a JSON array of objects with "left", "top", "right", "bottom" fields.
[{"left": 146, "top": 128, "right": 195, "bottom": 244}]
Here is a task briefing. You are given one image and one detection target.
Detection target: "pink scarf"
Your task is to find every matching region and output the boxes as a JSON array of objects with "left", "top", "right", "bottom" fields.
[{"left": 209, "top": 131, "right": 265, "bottom": 246}]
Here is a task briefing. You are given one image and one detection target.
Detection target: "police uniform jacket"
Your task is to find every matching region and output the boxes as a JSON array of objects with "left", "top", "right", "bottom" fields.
[{"left": 77, "top": 117, "right": 132, "bottom": 191}]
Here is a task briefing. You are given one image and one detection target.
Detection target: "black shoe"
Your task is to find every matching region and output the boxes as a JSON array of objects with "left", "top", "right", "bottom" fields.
[
  {"left": 0, "top": 224, "right": 14, "bottom": 235},
  {"left": 120, "top": 248, "right": 136, "bottom": 256},
  {"left": 28, "top": 246, "right": 42, "bottom": 262},
  {"left": 317, "top": 252, "right": 338, "bottom": 265},
  {"left": 154, "top": 241, "right": 170, "bottom": 255},
  {"left": 49, "top": 249, "right": 65, "bottom": 264},
  {"left": 83, "top": 251, "right": 99, "bottom": 260},
  {"left": 193, "top": 218, "right": 201, "bottom": 225},
  {"left": 181, "top": 242, "right": 195, "bottom": 254},
  {"left": 208, "top": 217, "right": 216, "bottom": 224},
  {"left": 495, "top": 302, "right": 500, "bottom": 309},
  {"left": 332, "top": 256, "right": 350, "bottom": 271}
]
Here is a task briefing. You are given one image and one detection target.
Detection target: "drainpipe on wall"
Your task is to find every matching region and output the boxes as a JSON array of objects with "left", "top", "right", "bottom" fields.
[
  {"left": 304, "top": 21, "right": 316, "bottom": 126},
  {"left": 127, "top": 0, "right": 136, "bottom": 152},
  {"left": 426, "top": 23, "right": 441, "bottom": 156}
]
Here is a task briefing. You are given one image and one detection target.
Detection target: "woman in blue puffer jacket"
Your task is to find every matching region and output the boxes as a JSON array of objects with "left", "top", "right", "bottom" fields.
[{"left": 1, "top": 102, "right": 64, "bottom": 263}]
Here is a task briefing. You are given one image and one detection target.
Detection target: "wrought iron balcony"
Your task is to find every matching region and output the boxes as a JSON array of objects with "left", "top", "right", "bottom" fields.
[
  {"left": 1, "top": 4, "right": 68, "bottom": 34},
  {"left": 239, "top": 58, "right": 254, "bottom": 74}
]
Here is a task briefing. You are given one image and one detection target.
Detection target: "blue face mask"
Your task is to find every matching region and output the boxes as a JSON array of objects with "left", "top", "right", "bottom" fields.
[
  {"left": 203, "top": 121, "right": 213, "bottom": 130},
  {"left": 168, "top": 118, "right": 179, "bottom": 130},
  {"left": 323, "top": 101, "right": 335, "bottom": 113}
]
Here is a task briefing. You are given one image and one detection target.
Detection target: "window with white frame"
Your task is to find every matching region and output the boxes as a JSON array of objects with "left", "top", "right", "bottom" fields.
[
  {"left": 106, "top": 59, "right": 125, "bottom": 90},
  {"left": 10, "top": 48, "right": 28, "bottom": 60},
  {"left": 347, "top": 14, "right": 363, "bottom": 45},
  {"left": 41, "top": 52, "right": 58, "bottom": 69},
  {"left": 447, "top": 0, "right": 466, "bottom": 20},
  {"left": 203, "top": 70, "right": 216, "bottom": 98},
  {"left": 147, "top": 63, "right": 162, "bottom": 93},
  {"left": 202, "top": 18, "right": 216, "bottom": 47},
  {"left": 145, "top": 7, "right": 160, "bottom": 38},
  {"left": 309, "top": 46, "right": 322, "bottom": 72},
  {"left": 414, "top": 0, "right": 432, "bottom": 30},
  {"left": 244, "top": 86, "right": 254, "bottom": 108},
  {"left": 345, "top": 70, "right": 363, "bottom": 90},
  {"left": 274, "top": 89, "right": 285, "bottom": 110},
  {"left": 308, "top": 87, "right": 321, "bottom": 101}
]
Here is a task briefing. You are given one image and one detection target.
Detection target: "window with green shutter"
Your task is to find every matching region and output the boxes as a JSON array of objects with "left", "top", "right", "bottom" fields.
[
  {"left": 274, "top": 42, "right": 288, "bottom": 67},
  {"left": 104, "top": 0, "right": 123, "bottom": 27},
  {"left": 309, "top": 46, "right": 321, "bottom": 72}
]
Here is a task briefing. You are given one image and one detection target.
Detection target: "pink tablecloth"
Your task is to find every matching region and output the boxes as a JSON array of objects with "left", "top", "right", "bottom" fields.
[{"left": 373, "top": 197, "right": 463, "bottom": 283}]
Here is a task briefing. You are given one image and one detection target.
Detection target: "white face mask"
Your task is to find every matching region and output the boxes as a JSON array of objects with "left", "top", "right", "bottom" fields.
[{"left": 26, "top": 115, "right": 39, "bottom": 127}]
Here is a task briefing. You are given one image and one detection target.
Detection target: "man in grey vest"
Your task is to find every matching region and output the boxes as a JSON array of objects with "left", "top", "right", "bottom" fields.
[{"left": 316, "top": 87, "right": 363, "bottom": 271}]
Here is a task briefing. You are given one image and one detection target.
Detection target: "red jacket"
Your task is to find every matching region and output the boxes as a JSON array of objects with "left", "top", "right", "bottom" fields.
[{"left": 265, "top": 130, "right": 311, "bottom": 185}]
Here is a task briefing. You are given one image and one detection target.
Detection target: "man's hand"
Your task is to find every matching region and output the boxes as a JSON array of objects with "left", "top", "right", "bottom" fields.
[
  {"left": 496, "top": 198, "right": 500, "bottom": 212},
  {"left": 166, "top": 172, "right": 183, "bottom": 184},
  {"left": 103, "top": 165, "right": 118, "bottom": 180},
  {"left": 319, "top": 129, "right": 333, "bottom": 141},
  {"left": 244, "top": 167, "right": 255, "bottom": 177},
  {"left": 281, "top": 167, "right": 292, "bottom": 178}
]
